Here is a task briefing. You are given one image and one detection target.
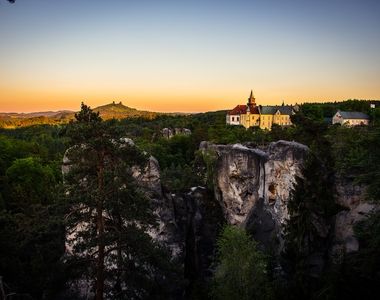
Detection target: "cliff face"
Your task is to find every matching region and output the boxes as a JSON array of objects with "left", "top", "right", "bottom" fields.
[
  {"left": 200, "top": 140, "right": 308, "bottom": 250},
  {"left": 134, "top": 158, "right": 224, "bottom": 290},
  {"left": 331, "top": 177, "right": 378, "bottom": 260}
]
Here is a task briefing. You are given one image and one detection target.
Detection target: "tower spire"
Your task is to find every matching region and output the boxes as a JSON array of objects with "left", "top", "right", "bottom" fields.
[{"left": 247, "top": 90, "right": 256, "bottom": 106}]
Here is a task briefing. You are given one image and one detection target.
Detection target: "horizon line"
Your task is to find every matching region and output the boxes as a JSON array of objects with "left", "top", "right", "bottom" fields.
[{"left": 1, "top": 98, "right": 379, "bottom": 114}]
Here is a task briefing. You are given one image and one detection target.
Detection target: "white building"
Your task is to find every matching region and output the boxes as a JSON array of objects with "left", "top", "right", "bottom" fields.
[
  {"left": 226, "top": 105, "right": 246, "bottom": 125},
  {"left": 332, "top": 110, "right": 370, "bottom": 126}
]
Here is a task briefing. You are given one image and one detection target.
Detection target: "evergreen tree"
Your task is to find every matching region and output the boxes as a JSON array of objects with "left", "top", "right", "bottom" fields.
[
  {"left": 74, "top": 102, "right": 102, "bottom": 124},
  {"left": 64, "top": 103, "right": 175, "bottom": 299}
]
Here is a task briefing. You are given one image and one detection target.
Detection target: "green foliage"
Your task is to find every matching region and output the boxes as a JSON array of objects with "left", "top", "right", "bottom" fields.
[
  {"left": 351, "top": 212, "right": 380, "bottom": 283},
  {"left": 284, "top": 117, "right": 338, "bottom": 299},
  {"left": 301, "top": 104, "right": 324, "bottom": 121},
  {"left": 138, "top": 133, "right": 202, "bottom": 192},
  {"left": 161, "top": 163, "right": 200, "bottom": 192},
  {"left": 0, "top": 125, "right": 69, "bottom": 162},
  {"left": 75, "top": 102, "right": 102, "bottom": 123},
  {"left": 300, "top": 99, "right": 380, "bottom": 119},
  {"left": 211, "top": 226, "right": 273, "bottom": 300},
  {"left": 0, "top": 204, "right": 65, "bottom": 299},
  {"left": 313, "top": 212, "right": 380, "bottom": 300},
  {"left": 285, "top": 150, "right": 336, "bottom": 261},
  {"left": 290, "top": 113, "right": 329, "bottom": 146},
  {"left": 329, "top": 126, "right": 368, "bottom": 176},
  {"left": 5, "top": 157, "right": 56, "bottom": 210},
  {"left": 0, "top": 132, "right": 65, "bottom": 299},
  {"left": 198, "top": 148, "right": 218, "bottom": 190},
  {"left": 369, "top": 107, "right": 380, "bottom": 126},
  {"left": 64, "top": 103, "right": 179, "bottom": 299},
  {"left": 329, "top": 125, "right": 380, "bottom": 201},
  {"left": 0, "top": 126, "right": 64, "bottom": 299},
  {"left": 357, "top": 127, "right": 380, "bottom": 202}
]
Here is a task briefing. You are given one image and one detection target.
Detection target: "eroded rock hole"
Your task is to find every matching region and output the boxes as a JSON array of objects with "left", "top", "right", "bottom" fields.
[{"left": 268, "top": 183, "right": 276, "bottom": 205}]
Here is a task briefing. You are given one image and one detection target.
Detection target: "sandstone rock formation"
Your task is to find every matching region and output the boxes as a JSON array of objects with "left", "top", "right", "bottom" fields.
[
  {"left": 161, "top": 127, "right": 191, "bottom": 139},
  {"left": 331, "top": 177, "right": 379, "bottom": 261},
  {"left": 200, "top": 140, "right": 308, "bottom": 250}
]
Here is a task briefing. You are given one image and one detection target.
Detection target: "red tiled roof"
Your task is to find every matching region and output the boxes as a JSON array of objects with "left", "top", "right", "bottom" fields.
[
  {"left": 228, "top": 105, "right": 247, "bottom": 115},
  {"left": 248, "top": 104, "right": 260, "bottom": 114},
  {"left": 228, "top": 104, "right": 259, "bottom": 115}
]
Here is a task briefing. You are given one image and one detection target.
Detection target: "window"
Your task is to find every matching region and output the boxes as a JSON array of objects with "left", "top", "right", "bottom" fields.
[
  {"left": 237, "top": 117, "right": 240, "bottom": 121},
  {"left": 232, "top": 117, "right": 234, "bottom": 121}
]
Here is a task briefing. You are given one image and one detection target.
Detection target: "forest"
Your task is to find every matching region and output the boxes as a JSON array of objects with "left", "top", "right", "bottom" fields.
[{"left": 0, "top": 99, "right": 379, "bottom": 299}]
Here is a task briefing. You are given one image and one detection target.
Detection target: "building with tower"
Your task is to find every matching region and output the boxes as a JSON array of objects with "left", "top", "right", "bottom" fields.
[{"left": 226, "top": 90, "right": 296, "bottom": 130}]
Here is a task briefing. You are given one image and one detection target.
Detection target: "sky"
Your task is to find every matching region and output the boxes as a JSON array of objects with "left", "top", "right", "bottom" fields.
[{"left": 0, "top": 0, "right": 379, "bottom": 113}]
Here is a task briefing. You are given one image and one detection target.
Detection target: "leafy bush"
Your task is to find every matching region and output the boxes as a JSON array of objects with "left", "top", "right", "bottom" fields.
[{"left": 211, "top": 226, "right": 273, "bottom": 300}]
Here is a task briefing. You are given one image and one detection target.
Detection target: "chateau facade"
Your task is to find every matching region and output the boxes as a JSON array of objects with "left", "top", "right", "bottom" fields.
[{"left": 226, "top": 91, "right": 296, "bottom": 130}]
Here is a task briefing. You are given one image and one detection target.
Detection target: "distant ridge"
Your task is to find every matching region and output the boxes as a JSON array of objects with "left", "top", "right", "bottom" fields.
[
  {"left": 93, "top": 101, "right": 160, "bottom": 120},
  {"left": 0, "top": 102, "right": 171, "bottom": 128}
]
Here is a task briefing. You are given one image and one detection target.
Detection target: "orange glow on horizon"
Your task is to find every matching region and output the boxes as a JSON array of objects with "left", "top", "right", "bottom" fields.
[{"left": 1, "top": 84, "right": 379, "bottom": 114}]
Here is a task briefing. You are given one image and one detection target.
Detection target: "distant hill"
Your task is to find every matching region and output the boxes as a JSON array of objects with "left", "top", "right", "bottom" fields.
[
  {"left": 0, "top": 110, "right": 74, "bottom": 119},
  {"left": 0, "top": 102, "right": 169, "bottom": 128},
  {"left": 93, "top": 101, "right": 161, "bottom": 120},
  {"left": 0, "top": 110, "right": 75, "bottom": 128}
]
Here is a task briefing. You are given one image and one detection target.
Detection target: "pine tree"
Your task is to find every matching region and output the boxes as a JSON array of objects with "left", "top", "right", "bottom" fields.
[{"left": 64, "top": 104, "right": 175, "bottom": 299}]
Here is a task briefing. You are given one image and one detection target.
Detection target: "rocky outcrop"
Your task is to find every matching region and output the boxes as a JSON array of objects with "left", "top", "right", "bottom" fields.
[
  {"left": 134, "top": 163, "right": 224, "bottom": 294},
  {"left": 331, "top": 177, "right": 379, "bottom": 261},
  {"left": 132, "top": 155, "right": 163, "bottom": 198},
  {"left": 161, "top": 127, "right": 191, "bottom": 139},
  {"left": 200, "top": 140, "right": 308, "bottom": 251}
]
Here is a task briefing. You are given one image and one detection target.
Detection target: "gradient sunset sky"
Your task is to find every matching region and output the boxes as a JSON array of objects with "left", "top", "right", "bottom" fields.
[{"left": 1, "top": 0, "right": 379, "bottom": 113}]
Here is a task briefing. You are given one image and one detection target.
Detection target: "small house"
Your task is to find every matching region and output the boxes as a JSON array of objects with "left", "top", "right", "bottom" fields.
[{"left": 332, "top": 110, "right": 370, "bottom": 126}]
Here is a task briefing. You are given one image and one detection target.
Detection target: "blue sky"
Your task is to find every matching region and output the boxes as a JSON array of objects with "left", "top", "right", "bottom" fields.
[{"left": 0, "top": 0, "right": 379, "bottom": 112}]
